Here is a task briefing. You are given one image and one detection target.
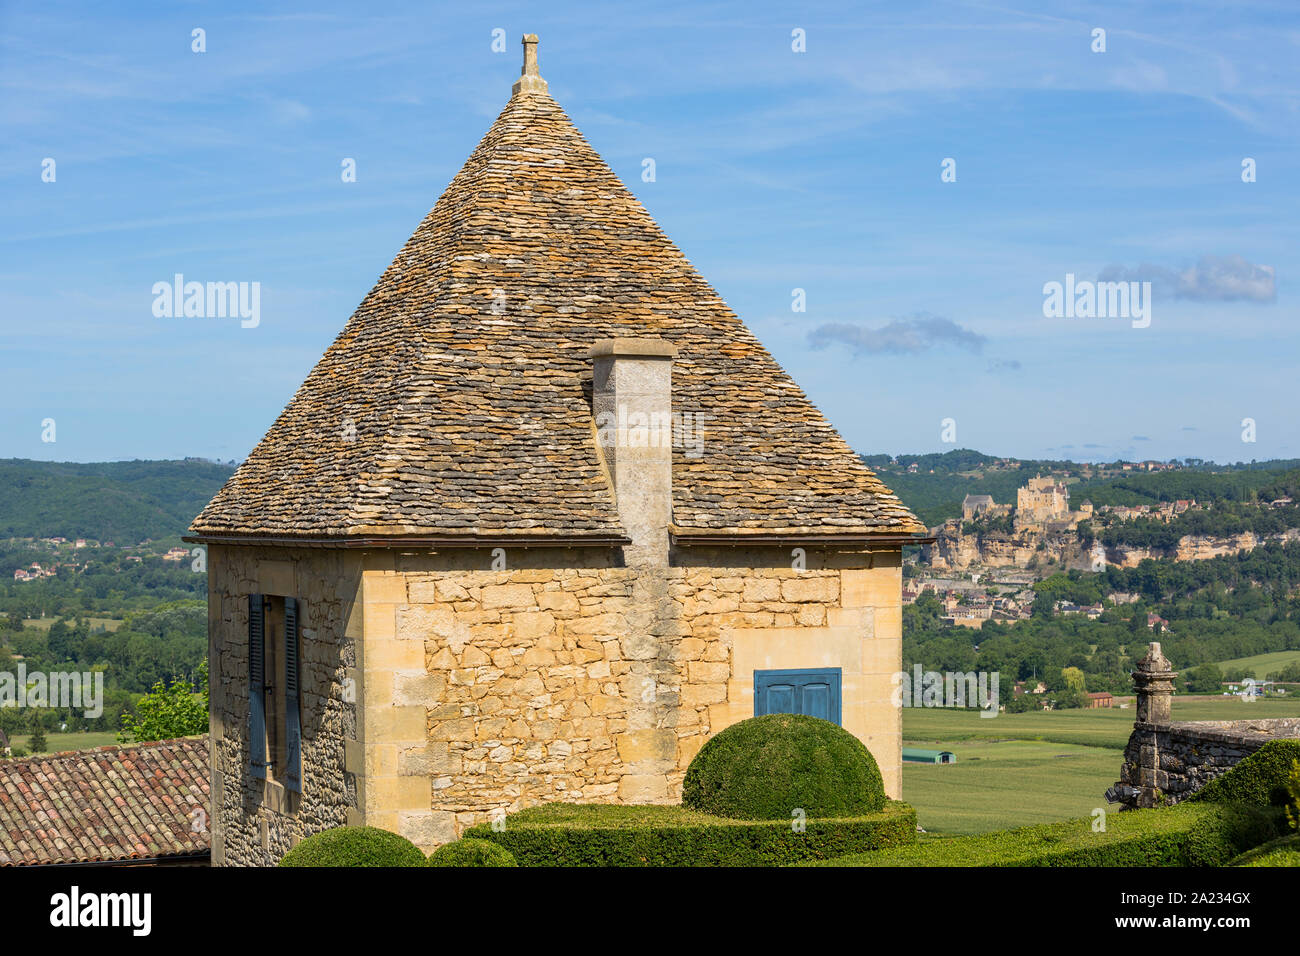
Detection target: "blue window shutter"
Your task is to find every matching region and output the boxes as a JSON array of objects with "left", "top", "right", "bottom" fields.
[
  {"left": 284, "top": 597, "right": 302, "bottom": 793},
  {"left": 248, "top": 594, "right": 267, "bottom": 779},
  {"left": 754, "top": 668, "right": 843, "bottom": 725}
]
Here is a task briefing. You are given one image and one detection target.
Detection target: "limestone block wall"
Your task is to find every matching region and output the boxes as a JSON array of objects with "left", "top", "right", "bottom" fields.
[
  {"left": 1116, "top": 717, "right": 1300, "bottom": 808},
  {"left": 207, "top": 546, "right": 360, "bottom": 866},
  {"left": 356, "top": 545, "right": 903, "bottom": 850}
]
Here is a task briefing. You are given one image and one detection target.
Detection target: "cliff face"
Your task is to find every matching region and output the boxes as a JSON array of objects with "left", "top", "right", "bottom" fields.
[
  {"left": 924, "top": 521, "right": 1079, "bottom": 571},
  {"left": 928, "top": 524, "right": 1300, "bottom": 572},
  {"left": 1110, "top": 527, "right": 1300, "bottom": 567}
]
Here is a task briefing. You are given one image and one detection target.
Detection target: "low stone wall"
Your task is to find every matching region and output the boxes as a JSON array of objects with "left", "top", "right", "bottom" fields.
[{"left": 1115, "top": 717, "right": 1300, "bottom": 808}]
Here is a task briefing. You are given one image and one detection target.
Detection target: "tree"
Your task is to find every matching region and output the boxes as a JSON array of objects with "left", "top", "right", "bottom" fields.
[
  {"left": 118, "top": 658, "right": 208, "bottom": 743},
  {"left": 1184, "top": 662, "right": 1223, "bottom": 694},
  {"left": 1051, "top": 686, "right": 1087, "bottom": 710},
  {"left": 28, "top": 715, "right": 47, "bottom": 754},
  {"left": 1062, "top": 666, "right": 1087, "bottom": 694},
  {"left": 1005, "top": 691, "right": 1039, "bottom": 713}
]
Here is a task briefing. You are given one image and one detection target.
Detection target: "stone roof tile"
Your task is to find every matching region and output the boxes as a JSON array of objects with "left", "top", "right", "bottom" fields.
[{"left": 191, "top": 47, "right": 923, "bottom": 540}]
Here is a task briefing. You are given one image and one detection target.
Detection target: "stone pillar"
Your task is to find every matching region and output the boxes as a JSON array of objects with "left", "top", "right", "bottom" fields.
[
  {"left": 1134, "top": 641, "right": 1176, "bottom": 725},
  {"left": 590, "top": 338, "right": 678, "bottom": 569},
  {"left": 512, "top": 33, "right": 549, "bottom": 95},
  {"left": 1125, "top": 642, "right": 1178, "bottom": 808}
]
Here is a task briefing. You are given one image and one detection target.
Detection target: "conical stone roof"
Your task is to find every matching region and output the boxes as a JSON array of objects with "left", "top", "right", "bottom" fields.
[{"left": 191, "top": 38, "right": 924, "bottom": 543}]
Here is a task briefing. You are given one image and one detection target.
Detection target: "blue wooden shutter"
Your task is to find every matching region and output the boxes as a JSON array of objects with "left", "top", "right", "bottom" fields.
[
  {"left": 754, "top": 668, "right": 843, "bottom": 724},
  {"left": 284, "top": 597, "right": 302, "bottom": 793},
  {"left": 248, "top": 594, "right": 267, "bottom": 779}
]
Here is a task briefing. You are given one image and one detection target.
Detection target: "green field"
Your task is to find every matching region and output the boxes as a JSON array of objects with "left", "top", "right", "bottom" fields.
[
  {"left": 903, "top": 696, "right": 1300, "bottom": 750},
  {"left": 8, "top": 731, "right": 118, "bottom": 755},
  {"left": 21, "top": 616, "right": 123, "bottom": 632},
  {"left": 900, "top": 697, "right": 1300, "bottom": 834},
  {"left": 901, "top": 740, "right": 1118, "bottom": 835},
  {"left": 1214, "top": 649, "right": 1300, "bottom": 679}
]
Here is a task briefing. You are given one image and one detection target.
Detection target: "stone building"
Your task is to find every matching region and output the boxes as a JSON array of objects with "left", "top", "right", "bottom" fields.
[
  {"left": 1015, "top": 475, "right": 1070, "bottom": 528},
  {"left": 186, "top": 36, "right": 925, "bottom": 865}
]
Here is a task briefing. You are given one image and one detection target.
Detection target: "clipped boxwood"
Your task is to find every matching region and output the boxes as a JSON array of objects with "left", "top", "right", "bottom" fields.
[
  {"left": 682, "top": 714, "right": 885, "bottom": 820},
  {"left": 805, "top": 802, "right": 1279, "bottom": 867},
  {"left": 462, "top": 801, "right": 916, "bottom": 866},
  {"left": 1188, "top": 740, "right": 1300, "bottom": 808},
  {"left": 428, "top": 838, "right": 517, "bottom": 867},
  {"left": 278, "top": 826, "right": 426, "bottom": 868},
  {"left": 1229, "top": 833, "right": 1300, "bottom": 867}
]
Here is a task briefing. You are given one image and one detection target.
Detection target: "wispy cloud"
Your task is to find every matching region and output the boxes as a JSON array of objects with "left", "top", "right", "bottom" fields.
[
  {"left": 808, "top": 313, "right": 986, "bottom": 356},
  {"left": 1098, "top": 255, "right": 1276, "bottom": 303}
]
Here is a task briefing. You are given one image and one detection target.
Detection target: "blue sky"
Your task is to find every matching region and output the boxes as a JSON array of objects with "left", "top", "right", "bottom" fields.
[{"left": 2, "top": 0, "right": 1296, "bottom": 466}]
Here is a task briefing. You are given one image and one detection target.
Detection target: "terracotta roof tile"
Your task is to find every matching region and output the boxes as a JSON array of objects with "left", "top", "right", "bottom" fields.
[
  {"left": 0, "top": 737, "right": 209, "bottom": 866},
  {"left": 192, "top": 58, "right": 923, "bottom": 540}
]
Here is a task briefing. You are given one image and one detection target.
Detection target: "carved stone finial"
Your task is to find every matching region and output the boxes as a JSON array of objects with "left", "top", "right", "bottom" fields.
[
  {"left": 1133, "top": 641, "right": 1177, "bottom": 725},
  {"left": 512, "top": 34, "right": 548, "bottom": 96}
]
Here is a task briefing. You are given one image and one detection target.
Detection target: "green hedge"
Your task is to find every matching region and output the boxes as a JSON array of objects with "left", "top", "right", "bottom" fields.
[
  {"left": 804, "top": 803, "right": 1279, "bottom": 867},
  {"left": 428, "top": 838, "right": 517, "bottom": 867},
  {"left": 1229, "top": 833, "right": 1300, "bottom": 867},
  {"left": 682, "top": 714, "right": 885, "bottom": 820},
  {"left": 462, "top": 800, "right": 916, "bottom": 866},
  {"left": 1188, "top": 740, "right": 1300, "bottom": 808},
  {"left": 278, "top": 826, "right": 426, "bottom": 867}
]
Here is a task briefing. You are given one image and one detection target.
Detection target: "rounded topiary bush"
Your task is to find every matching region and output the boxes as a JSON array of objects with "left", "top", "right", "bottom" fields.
[
  {"left": 427, "top": 838, "right": 517, "bottom": 867},
  {"left": 682, "top": 713, "right": 885, "bottom": 820},
  {"left": 278, "top": 826, "right": 426, "bottom": 867}
]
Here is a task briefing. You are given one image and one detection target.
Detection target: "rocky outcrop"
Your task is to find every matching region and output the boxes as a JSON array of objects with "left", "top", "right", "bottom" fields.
[
  {"left": 1108, "top": 528, "right": 1300, "bottom": 568},
  {"left": 929, "top": 523, "right": 1300, "bottom": 573}
]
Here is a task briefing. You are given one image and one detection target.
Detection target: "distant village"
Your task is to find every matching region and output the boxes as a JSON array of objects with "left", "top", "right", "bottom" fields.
[
  {"left": 7, "top": 536, "right": 191, "bottom": 583},
  {"left": 903, "top": 563, "right": 1172, "bottom": 634},
  {"left": 908, "top": 468, "right": 1289, "bottom": 631}
]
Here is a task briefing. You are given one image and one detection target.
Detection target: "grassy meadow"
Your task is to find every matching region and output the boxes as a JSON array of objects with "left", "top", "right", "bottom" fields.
[
  {"left": 1214, "top": 649, "right": 1300, "bottom": 679},
  {"left": 8, "top": 731, "right": 118, "bottom": 754},
  {"left": 20, "top": 616, "right": 122, "bottom": 632},
  {"left": 900, "top": 695, "right": 1300, "bottom": 835}
]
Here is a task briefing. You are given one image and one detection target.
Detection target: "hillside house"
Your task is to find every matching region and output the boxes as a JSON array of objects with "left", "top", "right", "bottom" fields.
[{"left": 187, "top": 36, "right": 925, "bottom": 865}]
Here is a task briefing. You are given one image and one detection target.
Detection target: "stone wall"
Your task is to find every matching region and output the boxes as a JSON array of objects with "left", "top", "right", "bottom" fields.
[
  {"left": 210, "top": 543, "right": 903, "bottom": 861},
  {"left": 207, "top": 546, "right": 360, "bottom": 866},
  {"left": 1113, "top": 717, "right": 1300, "bottom": 809},
  {"left": 355, "top": 545, "right": 903, "bottom": 851}
]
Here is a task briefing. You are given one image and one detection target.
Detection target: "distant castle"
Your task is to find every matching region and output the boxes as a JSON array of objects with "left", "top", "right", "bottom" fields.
[
  {"left": 931, "top": 476, "right": 1098, "bottom": 571},
  {"left": 962, "top": 475, "right": 1090, "bottom": 533},
  {"left": 1014, "top": 476, "right": 1091, "bottom": 530}
]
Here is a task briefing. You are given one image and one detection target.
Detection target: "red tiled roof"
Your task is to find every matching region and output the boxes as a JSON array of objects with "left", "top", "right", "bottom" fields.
[{"left": 0, "top": 736, "right": 209, "bottom": 866}]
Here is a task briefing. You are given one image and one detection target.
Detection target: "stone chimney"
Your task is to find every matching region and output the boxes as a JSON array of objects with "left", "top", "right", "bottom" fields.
[
  {"left": 512, "top": 33, "right": 548, "bottom": 96},
  {"left": 1133, "top": 641, "right": 1177, "bottom": 725},
  {"left": 590, "top": 338, "right": 677, "bottom": 568}
]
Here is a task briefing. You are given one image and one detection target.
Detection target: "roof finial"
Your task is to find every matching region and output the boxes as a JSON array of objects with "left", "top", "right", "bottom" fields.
[{"left": 512, "top": 33, "right": 548, "bottom": 95}]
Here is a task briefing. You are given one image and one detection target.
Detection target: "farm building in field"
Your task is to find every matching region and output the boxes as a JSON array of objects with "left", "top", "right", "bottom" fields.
[
  {"left": 186, "top": 35, "right": 926, "bottom": 865},
  {"left": 903, "top": 748, "right": 956, "bottom": 764},
  {"left": 1085, "top": 692, "right": 1114, "bottom": 709}
]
